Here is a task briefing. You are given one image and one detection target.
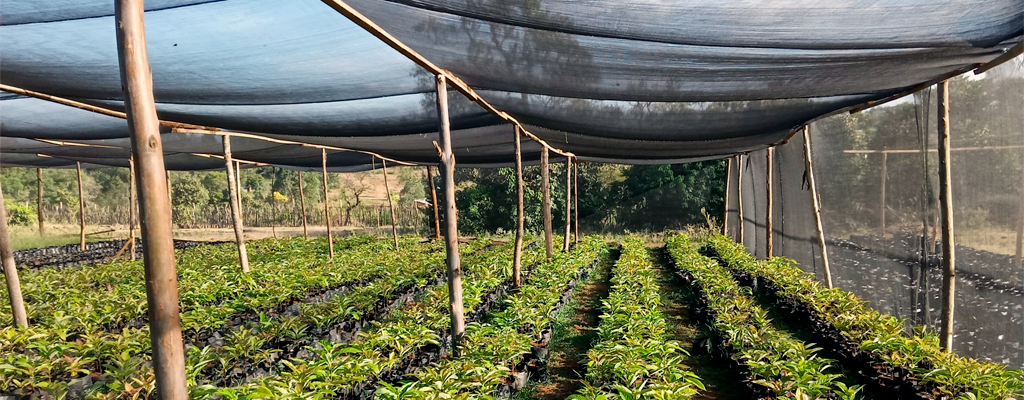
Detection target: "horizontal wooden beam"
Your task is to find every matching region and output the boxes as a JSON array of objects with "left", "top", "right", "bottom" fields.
[{"left": 974, "top": 41, "right": 1023, "bottom": 75}]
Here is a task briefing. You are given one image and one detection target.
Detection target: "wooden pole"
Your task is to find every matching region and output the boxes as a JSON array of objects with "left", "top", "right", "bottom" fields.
[
  {"left": 563, "top": 158, "right": 571, "bottom": 252},
  {"left": 0, "top": 182, "right": 29, "bottom": 328},
  {"left": 166, "top": 170, "right": 172, "bottom": 210},
  {"left": 802, "top": 127, "right": 833, "bottom": 288},
  {"left": 223, "top": 136, "right": 249, "bottom": 273},
  {"left": 513, "top": 126, "right": 525, "bottom": 288},
  {"left": 541, "top": 147, "right": 553, "bottom": 259},
  {"left": 427, "top": 166, "right": 441, "bottom": 239},
  {"left": 574, "top": 159, "right": 579, "bottom": 244},
  {"left": 1016, "top": 158, "right": 1023, "bottom": 266},
  {"left": 880, "top": 152, "right": 888, "bottom": 236},
  {"left": 271, "top": 170, "right": 278, "bottom": 238},
  {"left": 129, "top": 157, "right": 137, "bottom": 261},
  {"left": 937, "top": 80, "right": 956, "bottom": 352},
  {"left": 77, "top": 162, "right": 86, "bottom": 251},
  {"left": 298, "top": 171, "right": 308, "bottom": 239},
  {"left": 322, "top": 149, "right": 334, "bottom": 259},
  {"left": 738, "top": 155, "right": 744, "bottom": 244},
  {"left": 724, "top": 157, "right": 733, "bottom": 236},
  {"left": 766, "top": 148, "right": 774, "bottom": 258},
  {"left": 235, "top": 161, "right": 242, "bottom": 207},
  {"left": 115, "top": 0, "right": 188, "bottom": 396},
  {"left": 436, "top": 75, "right": 465, "bottom": 354},
  {"left": 36, "top": 168, "right": 44, "bottom": 236},
  {"left": 382, "top": 160, "right": 400, "bottom": 250}
]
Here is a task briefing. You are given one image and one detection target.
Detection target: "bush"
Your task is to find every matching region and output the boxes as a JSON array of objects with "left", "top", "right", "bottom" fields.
[{"left": 6, "top": 202, "right": 37, "bottom": 226}]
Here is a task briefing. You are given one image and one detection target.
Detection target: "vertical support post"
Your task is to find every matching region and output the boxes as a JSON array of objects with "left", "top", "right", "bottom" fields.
[
  {"left": 937, "top": 80, "right": 956, "bottom": 352},
  {"left": 738, "top": 155, "right": 745, "bottom": 243},
  {"left": 427, "top": 166, "right": 441, "bottom": 239},
  {"left": 541, "top": 147, "right": 553, "bottom": 259},
  {"left": 382, "top": 160, "right": 400, "bottom": 250},
  {"left": 563, "top": 157, "right": 571, "bottom": 252},
  {"left": 166, "top": 170, "right": 173, "bottom": 209},
  {"left": 766, "top": 148, "right": 774, "bottom": 258},
  {"left": 880, "top": 152, "right": 888, "bottom": 236},
  {"left": 802, "top": 126, "right": 832, "bottom": 288},
  {"left": 574, "top": 158, "right": 579, "bottom": 244},
  {"left": 235, "top": 161, "right": 242, "bottom": 207},
  {"left": 0, "top": 182, "right": 29, "bottom": 328},
  {"left": 129, "top": 157, "right": 137, "bottom": 261},
  {"left": 513, "top": 126, "right": 525, "bottom": 288},
  {"left": 1016, "top": 150, "right": 1024, "bottom": 266},
  {"left": 299, "top": 171, "right": 308, "bottom": 239},
  {"left": 724, "top": 156, "right": 732, "bottom": 236},
  {"left": 77, "top": 162, "right": 86, "bottom": 251},
  {"left": 223, "top": 136, "right": 249, "bottom": 272},
  {"left": 436, "top": 75, "right": 465, "bottom": 354},
  {"left": 322, "top": 149, "right": 334, "bottom": 259},
  {"left": 115, "top": 0, "right": 187, "bottom": 396},
  {"left": 271, "top": 170, "right": 278, "bottom": 238},
  {"left": 36, "top": 168, "right": 44, "bottom": 236}
]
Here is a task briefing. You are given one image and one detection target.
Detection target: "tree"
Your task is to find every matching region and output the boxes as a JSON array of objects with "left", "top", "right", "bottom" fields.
[{"left": 339, "top": 172, "right": 371, "bottom": 226}]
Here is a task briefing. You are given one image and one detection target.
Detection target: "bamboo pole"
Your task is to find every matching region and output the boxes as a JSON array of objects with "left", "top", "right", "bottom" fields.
[
  {"left": 802, "top": 127, "right": 833, "bottom": 288},
  {"left": 724, "top": 157, "right": 733, "bottom": 236},
  {"left": 322, "top": 149, "right": 334, "bottom": 259},
  {"left": 299, "top": 171, "right": 308, "bottom": 239},
  {"left": 77, "top": 162, "right": 86, "bottom": 251},
  {"left": 436, "top": 75, "right": 465, "bottom": 355},
  {"left": 427, "top": 166, "right": 441, "bottom": 239},
  {"left": 937, "top": 80, "right": 956, "bottom": 352},
  {"left": 223, "top": 136, "right": 250, "bottom": 273},
  {"left": 36, "top": 168, "right": 44, "bottom": 236},
  {"left": 115, "top": 0, "right": 187, "bottom": 396},
  {"left": 129, "top": 157, "right": 137, "bottom": 261},
  {"left": 880, "top": 152, "right": 888, "bottom": 236},
  {"left": 738, "top": 155, "right": 744, "bottom": 244},
  {"left": 574, "top": 159, "right": 579, "bottom": 244},
  {"left": 513, "top": 126, "right": 525, "bottom": 288},
  {"left": 766, "top": 148, "right": 774, "bottom": 258},
  {"left": 0, "top": 182, "right": 29, "bottom": 328},
  {"left": 563, "top": 158, "right": 571, "bottom": 252},
  {"left": 541, "top": 147, "right": 553, "bottom": 259},
  {"left": 382, "top": 160, "right": 399, "bottom": 250}
]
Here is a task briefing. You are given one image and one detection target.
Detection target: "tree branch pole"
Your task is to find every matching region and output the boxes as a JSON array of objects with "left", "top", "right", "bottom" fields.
[
  {"left": 724, "top": 156, "right": 733, "bottom": 236},
  {"left": 427, "top": 166, "right": 442, "bottom": 239},
  {"left": 0, "top": 182, "right": 29, "bottom": 328},
  {"left": 738, "top": 155, "right": 744, "bottom": 243},
  {"left": 574, "top": 158, "right": 579, "bottom": 244},
  {"left": 381, "top": 159, "right": 400, "bottom": 250},
  {"left": 115, "top": 0, "right": 188, "bottom": 396},
  {"left": 235, "top": 161, "right": 242, "bottom": 207},
  {"left": 166, "top": 170, "right": 173, "bottom": 210},
  {"left": 513, "top": 126, "right": 525, "bottom": 288},
  {"left": 36, "top": 168, "right": 44, "bottom": 236},
  {"left": 1017, "top": 156, "right": 1023, "bottom": 266},
  {"left": 271, "top": 170, "right": 278, "bottom": 239},
  {"left": 129, "top": 156, "right": 137, "bottom": 261},
  {"left": 77, "top": 161, "right": 86, "bottom": 251},
  {"left": 563, "top": 158, "right": 572, "bottom": 251},
  {"left": 541, "top": 147, "right": 553, "bottom": 259},
  {"left": 937, "top": 80, "right": 956, "bottom": 352},
  {"left": 802, "top": 126, "right": 833, "bottom": 288},
  {"left": 223, "top": 136, "right": 250, "bottom": 273},
  {"left": 880, "top": 152, "right": 888, "bottom": 236},
  {"left": 766, "top": 148, "right": 774, "bottom": 258},
  {"left": 436, "top": 75, "right": 466, "bottom": 354},
  {"left": 322, "top": 149, "right": 335, "bottom": 259},
  {"left": 299, "top": 171, "right": 308, "bottom": 239}
]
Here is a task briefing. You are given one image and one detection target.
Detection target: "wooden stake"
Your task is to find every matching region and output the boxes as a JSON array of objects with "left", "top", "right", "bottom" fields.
[
  {"left": 803, "top": 127, "right": 833, "bottom": 288},
  {"left": 166, "top": 170, "right": 173, "bottom": 210},
  {"left": 937, "top": 80, "right": 956, "bottom": 352},
  {"left": 563, "top": 158, "right": 571, "bottom": 252},
  {"left": 766, "top": 148, "right": 774, "bottom": 258},
  {"left": 77, "top": 162, "right": 86, "bottom": 251},
  {"left": 322, "top": 149, "right": 334, "bottom": 259},
  {"left": 0, "top": 182, "right": 29, "bottom": 328},
  {"left": 427, "top": 166, "right": 441, "bottom": 239},
  {"left": 129, "top": 157, "right": 137, "bottom": 261},
  {"left": 115, "top": 0, "right": 187, "bottom": 396},
  {"left": 36, "top": 168, "right": 44, "bottom": 236},
  {"left": 436, "top": 75, "right": 465, "bottom": 355},
  {"left": 574, "top": 159, "right": 579, "bottom": 244},
  {"left": 541, "top": 147, "right": 553, "bottom": 259},
  {"left": 271, "top": 170, "right": 278, "bottom": 239},
  {"left": 738, "top": 155, "right": 744, "bottom": 243},
  {"left": 223, "top": 136, "right": 249, "bottom": 273},
  {"left": 1016, "top": 156, "right": 1023, "bottom": 266},
  {"left": 298, "top": 171, "right": 308, "bottom": 239},
  {"left": 724, "top": 157, "right": 733, "bottom": 236},
  {"left": 382, "top": 160, "right": 400, "bottom": 250},
  {"left": 513, "top": 126, "right": 525, "bottom": 288},
  {"left": 880, "top": 152, "right": 888, "bottom": 236}
]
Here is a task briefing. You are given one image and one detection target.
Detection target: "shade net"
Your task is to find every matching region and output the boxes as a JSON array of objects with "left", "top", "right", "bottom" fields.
[{"left": 729, "top": 56, "right": 1024, "bottom": 367}]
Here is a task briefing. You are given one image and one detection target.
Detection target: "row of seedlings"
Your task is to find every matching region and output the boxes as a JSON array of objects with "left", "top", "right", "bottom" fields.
[
  {"left": 704, "top": 235, "right": 1024, "bottom": 400},
  {"left": 375, "top": 235, "right": 608, "bottom": 399},
  {"left": 664, "top": 234, "right": 862, "bottom": 400},
  {"left": 0, "top": 236, "right": 458, "bottom": 399},
  {"left": 204, "top": 238, "right": 552, "bottom": 399},
  {"left": 569, "top": 236, "right": 704, "bottom": 399},
  {"left": 13, "top": 239, "right": 223, "bottom": 271}
]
